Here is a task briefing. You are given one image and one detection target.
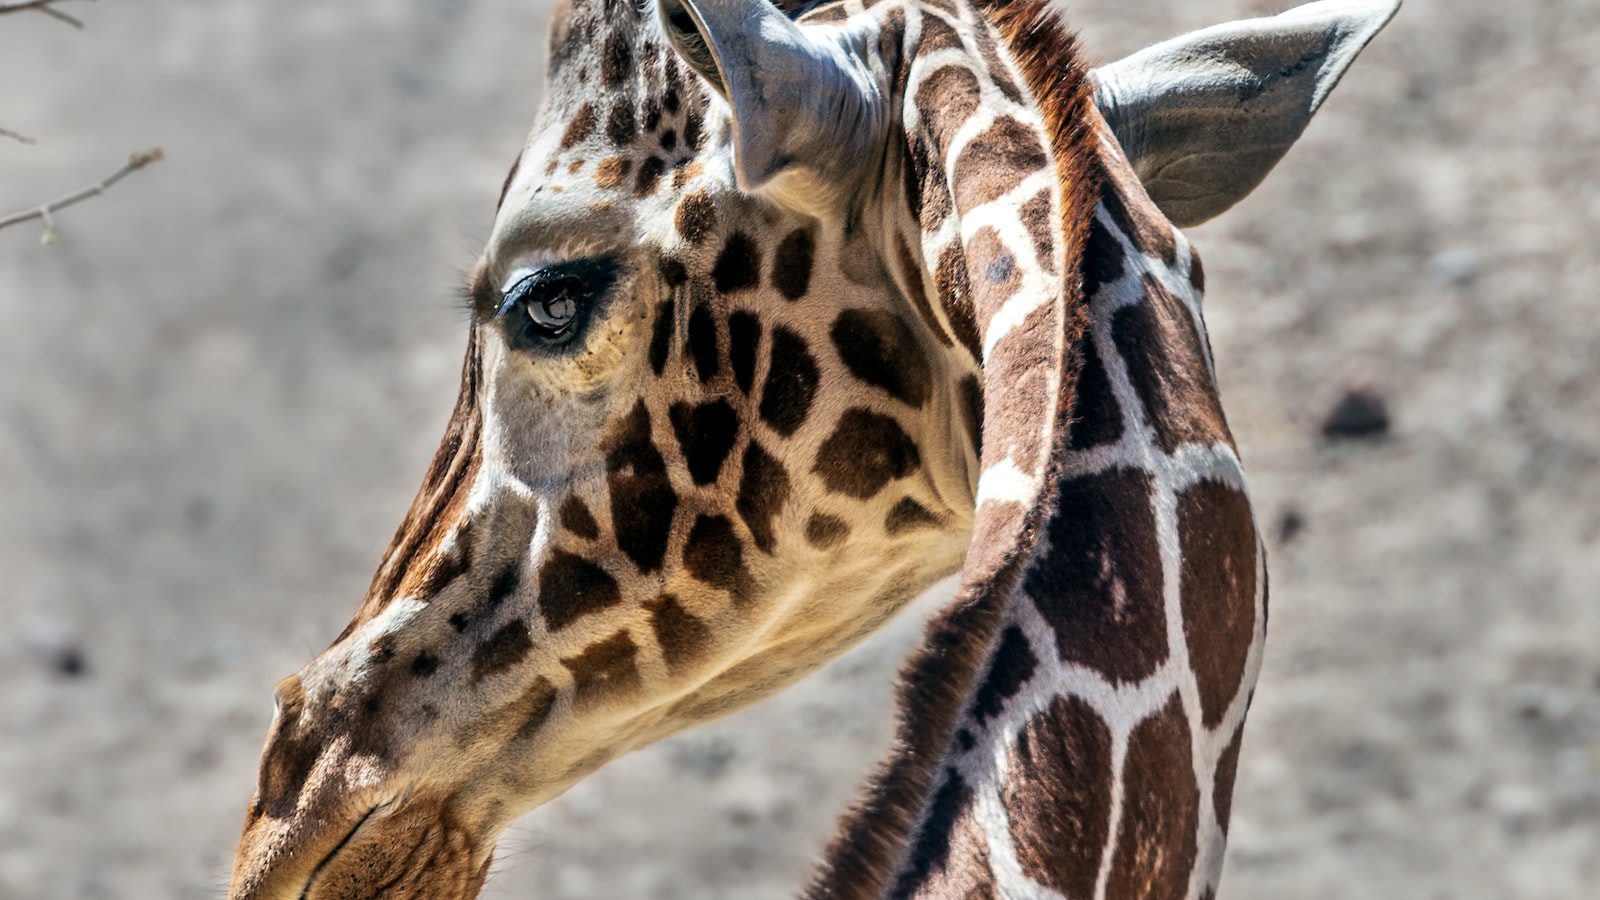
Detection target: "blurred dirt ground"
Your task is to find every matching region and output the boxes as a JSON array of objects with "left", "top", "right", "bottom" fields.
[{"left": 1, "top": 1, "right": 1596, "bottom": 898}]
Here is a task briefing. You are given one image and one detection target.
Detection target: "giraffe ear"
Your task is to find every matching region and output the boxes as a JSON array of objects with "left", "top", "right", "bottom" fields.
[
  {"left": 657, "top": 0, "right": 886, "bottom": 207},
  {"left": 1091, "top": 0, "right": 1401, "bottom": 227}
]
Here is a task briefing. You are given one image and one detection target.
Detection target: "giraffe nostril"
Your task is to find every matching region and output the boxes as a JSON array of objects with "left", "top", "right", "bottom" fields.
[
  {"left": 255, "top": 674, "right": 321, "bottom": 817},
  {"left": 272, "top": 674, "right": 306, "bottom": 725}
]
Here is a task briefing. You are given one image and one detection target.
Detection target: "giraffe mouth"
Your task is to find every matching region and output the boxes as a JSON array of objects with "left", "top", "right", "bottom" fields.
[
  {"left": 277, "top": 795, "right": 491, "bottom": 900},
  {"left": 298, "top": 804, "right": 381, "bottom": 900}
]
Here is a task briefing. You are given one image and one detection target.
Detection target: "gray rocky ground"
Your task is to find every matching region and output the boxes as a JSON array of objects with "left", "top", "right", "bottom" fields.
[{"left": 1, "top": 1, "right": 1596, "bottom": 897}]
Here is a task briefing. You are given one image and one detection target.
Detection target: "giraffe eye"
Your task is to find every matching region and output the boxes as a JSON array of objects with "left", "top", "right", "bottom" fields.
[
  {"left": 501, "top": 270, "right": 584, "bottom": 336},
  {"left": 495, "top": 258, "right": 621, "bottom": 349}
]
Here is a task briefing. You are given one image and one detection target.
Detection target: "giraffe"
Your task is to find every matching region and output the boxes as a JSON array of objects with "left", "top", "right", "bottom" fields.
[{"left": 226, "top": 1, "right": 1399, "bottom": 897}]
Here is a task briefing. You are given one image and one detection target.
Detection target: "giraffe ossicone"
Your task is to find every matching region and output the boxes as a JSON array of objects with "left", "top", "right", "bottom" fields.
[{"left": 227, "top": 1, "right": 1398, "bottom": 898}]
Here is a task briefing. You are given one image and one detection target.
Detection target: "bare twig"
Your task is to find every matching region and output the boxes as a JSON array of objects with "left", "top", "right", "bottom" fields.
[
  {"left": 2, "top": 0, "right": 140, "bottom": 243},
  {"left": 3, "top": 2, "right": 92, "bottom": 140},
  {"left": 0, "top": 0, "right": 96, "bottom": 29},
  {"left": 0, "top": 148, "right": 163, "bottom": 242}
]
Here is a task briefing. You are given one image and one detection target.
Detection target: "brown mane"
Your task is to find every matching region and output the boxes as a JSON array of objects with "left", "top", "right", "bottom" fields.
[
  {"left": 807, "top": 1, "right": 1106, "bottom": 896},
  {"left": 341, "top": 327, "right": 485, "bottom": 639}
]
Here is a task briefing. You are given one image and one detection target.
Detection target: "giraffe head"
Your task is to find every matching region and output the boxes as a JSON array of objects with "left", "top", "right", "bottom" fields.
[
  {"left": 227, "top": 1, "right": 1400, "bottom": 897},
  {"left": 230, "top": 2, "right": 989, "bottom": 895}
]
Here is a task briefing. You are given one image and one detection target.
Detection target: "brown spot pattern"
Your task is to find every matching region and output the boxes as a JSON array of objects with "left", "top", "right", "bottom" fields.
[
  {"left": 605, "top": 101, "right": 635, "bottom": 145},
  {"left": 1186, "top": 250, "right": 1206, "bottom": 298},
  {"left": 562, "top": 630, "right": 642, "bottom": 704},
  {"left": 510, "top": 677, "right": 558, "bottom": 742},
  {"left": 885, "top": 497, "right": 942, "bottom": 536},
  {"left": 728, "top": 311, "right": 760, "bottom": 395},
  {"left": 902, "top": 134, "right": 927, "bottom": 218},
  {"left": 712, "top": 232, "right": 762, "bottom": 294},
  {"left": 371, "top": 636, "right": 397, "bottom": 664},
  {"left": 558, "top": 496, "right": 599, "bottom": 540},
  {"left": 832, "top": 308, "right": 932, "bottom": 408},
  {"left": 683, "top": 515, "right": 753, "bottom": 603},
  {"left": 959, "top": 373, "right": 983, "bottom": 456},
  {"left": 601, "top": 32, "right": 632, "bottom": 87},
  {"left": 801, "top": 4, "right": 848, "bottom": 23},
  {"left": 559, "top": 103, "right": 596, "bottom": 149},
  {"left": 538, "top": 550, "right": 622, "bottom": 632},
  {"left": 669, "top": 400, "right": 739, "bottom": 486},
  {"left": 919, "top": 13, "right": 965, "bottom": 53},
  {"left": 602, "top": 401, "right": 678, "bottom": 572},
  {"left": 674, "top": 191, "right": 716, "bottom": 244},
  {"left": 687, "top": 302, "right": 720, "bottom": 382},
  {"left": 914, "top": 66, "right": 981, "bottom": 147},
  {"left": 805, "top": 513, "right": 849, "bottom": 550},
  {"left": 1002, "top": 694, "right": 1113, "bottom": 898},
  {"left": 813, "top": 409, "right": 921, "bottom": 499},
  {"left": 973, "top": 21, "right": 1024, "bottom": 104},
  {"left": 1019, "top": 188, "right": 1056, "bottom": 275},
  {"left": 892, "top": 769, "right": 997, "bottom": 899},
  {"left": 644, "top": 595, "right": 711, "bottom": 675},
  {"left": 1106, "top": 693, "right": 1199, "bottom": 900},
  {"left": 648, "top": 299, "right": 674, "bottom": 376},
  {"left": 1178, "top": 480, "right": 1258, "bottom": 728},
  {"left": 976, "top": 305, "right": 1054, "bottom": 473},
  {"left": 1213, "top": 722, "right": 1246, "bottom": 835},
  {"left": 1066, "top": 336, "right": 1123, "bottom": 451},
  {"left": 952, "top": 117, "right": 1049, "bottom": 214},
  {"left": 909, "top": 135, "right": 952, "bottom": 232},
  {"left": 807, "top": 4, "right": 1107, "bottom": 895},
  {"left": 894, "top": 235, "right": 954, "bottom": 350},
  {"left": 934, "top": 242, "right": 982, "bottom": 358},
  {"left": 1082, "top": 214, "right": 1126, "bottom": 298},
  {"left": 1111, "top": 276, "right": 1234, "bottom": 454},
  {"left": 683, "top": 109, "right": 705, "bottom": 150},
  {"left": 758, "top": 327, "right": 819, "bottom": 437},
  {"left": 967, "top": 227, "right": 1020, "bottom": 325},
  {"left": 471, "top": 619, "right": 533, "bottom": 683},
  {"left": 634, "top": 156, "right": 665, "bottom": 196},
  {"left": 969, "top": 625, "right": 1036, "bottom": 725},
  {"left": 736, "top": 442, "right": 790, "bottom": 554},
  {"left": 1024, "top": 467, "right": 1167, "bottom": 683},
  {"left": 594, "top": 156, "right": 631, "bottom": 189},
  {"left": 484, "top": 562, "right": 520, "bottom": 611},
  {"left": 1102, "top": 170, "right": 1178, "bottom": 266},
  {"left": 771, "top": 228, "right": 815, "bottom": 301}
]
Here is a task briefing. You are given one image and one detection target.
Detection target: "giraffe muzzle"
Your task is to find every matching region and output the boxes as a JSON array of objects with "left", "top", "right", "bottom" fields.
[
  {"left": 296, "top": 803, "right": 381, "bottom": 899},
  {"left": 230, "top": 793, "right": 494, "bottom": 900}
]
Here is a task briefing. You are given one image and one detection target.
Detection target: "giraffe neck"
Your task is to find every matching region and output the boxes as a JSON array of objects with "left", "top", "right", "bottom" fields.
[{"left": 808, "top": 7, "right": 1267, "bottom": 895}]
